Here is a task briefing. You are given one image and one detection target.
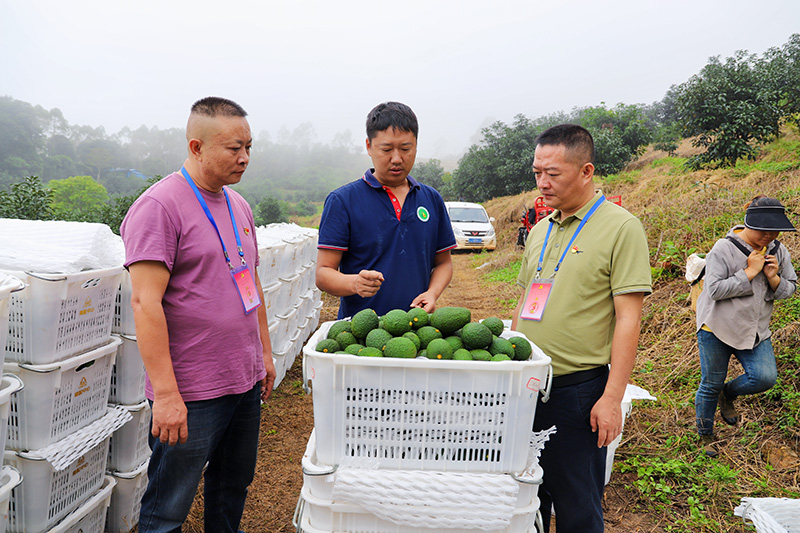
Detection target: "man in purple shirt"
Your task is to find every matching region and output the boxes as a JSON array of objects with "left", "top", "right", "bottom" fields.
[{"left": 121, "top": 97, "right": 275, "bottom": 532}]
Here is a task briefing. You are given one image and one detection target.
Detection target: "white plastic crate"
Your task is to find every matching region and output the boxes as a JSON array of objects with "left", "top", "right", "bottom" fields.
[
  {"left": 0, "top": 467, "right": 22, "bottom": 533},
  {"left": 113, "top": 272, "right": 135, "bottom": 335},
  {"left": 0, "top": 375, "right": 23, "bottom": 453},
  {"left": 289, "top": 330, "right": 304, "bottom": 361},
  {"left": 297, "top": 317, "right": 313, "bottom": 346},
  {"left": 273, "top": 345, "right": 291, "bottom": 391},
  {"left": 272, "top": 308, "right": 298, "bottom": 353},
  {"left": 298, "top": 263, "right": 315, "bottom": 295},
  {"left": 106, "top": 460, "right": 148, "bottom": 533},
  {"left": 108, "top": 334, "right": 146, "bottom": 405},
  {"left": 604, "top": 384, "right": 656, "bottom": 485},
  {"left": 296, "top": 291, "right": 314, "bottom": 321},
  {"left": 262, "top": 281, "right": 282, "bottom": 323},
  {"left": 303, "top": 321, "right": 552, "bottom": 473},
  {"left": 3, "top": 267, "right": 124, "bottom": 364},
  {"left": 5, "top": 436, "right": 111, "bottom": 532},
  {"left": 295, "top": 486, "right": 541, "bottom": 533},
  {"left": 279, "top": 236, "right": 306, "bottom": 278},
  {"left": 0, "top": 275, "right": 25, "bottom": 362},
  {"left": 107, "top": 400, "right": 151, "bottom": 473},
  {"left": 48, "top": 475, "right": 115, "bottom": 533},
  {"left": 301, "top": 429, "right": 543, "bottom": 503},
  {"left": 256, "top": 242, "right": 284, "bottom": 288},
  {"left": 5, "top": 337, "right": 121, "bottom": 450},
  {"left": 277, "top": 273, "right": 303, "bottom": 314},
  {"left": 735, "top": 497, "right": 800, "bottom": 533},
  {"left": 309, "top": 302, "right": 323, "bottom": 332}
]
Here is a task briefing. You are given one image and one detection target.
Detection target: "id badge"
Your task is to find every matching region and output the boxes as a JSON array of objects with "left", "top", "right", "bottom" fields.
[
  {"left": 520, "top": 278, "right": 553, "bottom": 321},
  {"left": 230, "top": 264, "right": 261, "bottom": 315}
]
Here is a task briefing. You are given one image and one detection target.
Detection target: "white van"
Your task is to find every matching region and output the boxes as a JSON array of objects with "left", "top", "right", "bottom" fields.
[{"left": 445, "top": 202, "right": 496, "bottom": 251}]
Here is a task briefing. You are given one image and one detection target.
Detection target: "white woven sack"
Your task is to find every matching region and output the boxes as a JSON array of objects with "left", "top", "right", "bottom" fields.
[
  {"left": 332, "top": 468, "right": 519, "bottom": 531},
  {"left": 734, "top": 497, "right": 800, "bottom": 533},
  {"left": 685, "top": 253, "right": 706, "bottom": 283},
  {"left": 0, "top": 218, "right": 125, "bottom": 273}
]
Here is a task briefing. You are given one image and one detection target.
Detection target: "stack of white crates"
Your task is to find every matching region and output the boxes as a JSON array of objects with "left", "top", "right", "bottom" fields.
[
  {"left": 256, "top": 223, "right": 322, "bottom": 389},
  {"left": 107, "top": 272, "right": 151, "bottom": 533},
  {"left": 1, "top": 266, "right": 128, "bottom": 532},
  {"left": 297, "top": 321, "right": 553, "bottom": 532},
  {"left": 0, "top": 274, "right": 25, "bottom": 533}
]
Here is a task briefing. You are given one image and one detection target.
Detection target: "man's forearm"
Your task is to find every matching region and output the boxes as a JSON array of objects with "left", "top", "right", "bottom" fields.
[
  {"left": 315, "top": 265, "right": 358, "bottom": 297},
  {"left": 426, "top": 256, "right": 453, "bottom": 301},
  {"left": 133, "top": 301, "right": 180, "bottom": 399},
  {"left": 605, "top": 293, "right": 644, "bottom": 402}
]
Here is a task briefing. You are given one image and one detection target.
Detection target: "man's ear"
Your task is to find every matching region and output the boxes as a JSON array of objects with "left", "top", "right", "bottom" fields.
[
  {"left": 581, "top": 162, "right": 595, "bottom": 182},
  {"left": 188, "top": 138, "right": 203, "bottom": 160}
]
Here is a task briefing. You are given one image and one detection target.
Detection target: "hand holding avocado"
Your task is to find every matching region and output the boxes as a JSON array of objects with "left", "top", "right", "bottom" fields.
[{"left": 354, "top": 269, "right": 384, "bottom": 297}]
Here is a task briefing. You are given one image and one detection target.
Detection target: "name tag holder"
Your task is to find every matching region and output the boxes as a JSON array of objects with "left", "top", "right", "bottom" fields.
[
  {"left": 522, "top": 195, "right": 606, "bottom": 321},
  {"left": 182, "top": 167, "right": 261, "bottom": 315},
  {"left": 520, "top": 278, "right": 553, "bottom": 321}
]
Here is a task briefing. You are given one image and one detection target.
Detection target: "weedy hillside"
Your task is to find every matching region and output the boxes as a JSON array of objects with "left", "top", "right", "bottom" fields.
[{"left": 477, "top": 125, "right": 800, "bottom": 531}]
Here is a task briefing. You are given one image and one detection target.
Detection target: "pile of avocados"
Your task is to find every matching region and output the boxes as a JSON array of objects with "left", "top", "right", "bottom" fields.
[{"left": 314, "top": 306, "right": 532, "bottom": 362}]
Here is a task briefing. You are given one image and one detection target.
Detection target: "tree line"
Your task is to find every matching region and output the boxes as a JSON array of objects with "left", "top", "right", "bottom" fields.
[
  {"left": 449, "top": 34, "right": 800, "bottom": 202},
  {"left": 1, "top": 34, "right": 797, "bottom": 220}
]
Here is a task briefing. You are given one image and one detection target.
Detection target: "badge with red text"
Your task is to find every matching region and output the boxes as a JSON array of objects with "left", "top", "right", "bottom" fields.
[
  {"left": 231, "top": 264, "right": 261, "bottom": 314},
  {"left": 520, "top": 279, "right": 553, "bottom": 321}
]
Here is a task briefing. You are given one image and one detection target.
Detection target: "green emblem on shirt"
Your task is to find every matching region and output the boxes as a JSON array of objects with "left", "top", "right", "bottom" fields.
[{"left": 417, "top": 206, "right": 430, "bottom": 222}]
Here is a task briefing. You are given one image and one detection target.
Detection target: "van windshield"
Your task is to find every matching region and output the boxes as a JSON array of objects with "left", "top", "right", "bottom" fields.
[{"left": 449, "top": 207, "right": 488, "bottom": 223}]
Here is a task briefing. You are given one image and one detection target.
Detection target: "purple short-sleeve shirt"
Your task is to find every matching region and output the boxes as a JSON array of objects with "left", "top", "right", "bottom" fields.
[{"left": 121, "top": 172, "right": 266, "bottom": 402}]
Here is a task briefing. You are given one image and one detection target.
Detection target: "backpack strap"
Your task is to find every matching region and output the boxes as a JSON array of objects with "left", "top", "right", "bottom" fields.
[
  {"left": 725, "top": 236, "right": 752, "bottom": 256},
  {"left": 690, "top": 266, "right": 705, "bottom": 286},
  {"left": 725, "top": 236, "right": 782, "bottom": 256}
]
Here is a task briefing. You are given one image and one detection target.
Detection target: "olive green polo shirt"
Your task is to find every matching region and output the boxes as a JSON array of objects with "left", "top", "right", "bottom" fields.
[{"left": 516, "top": 192, "right": 652, "bottom": 376}]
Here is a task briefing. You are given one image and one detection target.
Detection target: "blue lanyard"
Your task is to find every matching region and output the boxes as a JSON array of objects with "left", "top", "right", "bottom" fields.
[
  {"left": 535, "top": 195, "right": 605, "bottom": 278},
  {"left": 181, "top": 167, "right": 245, "bottom": 270}
]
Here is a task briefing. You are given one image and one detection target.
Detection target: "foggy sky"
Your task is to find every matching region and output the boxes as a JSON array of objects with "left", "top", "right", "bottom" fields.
[{"left": 2, "top": 0, "right": 799, "bottom": 162}]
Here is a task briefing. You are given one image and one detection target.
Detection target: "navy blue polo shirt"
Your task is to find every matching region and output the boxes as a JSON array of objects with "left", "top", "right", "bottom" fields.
[{"left": 318, "top": 169, "right": 456, "bottom": 318}]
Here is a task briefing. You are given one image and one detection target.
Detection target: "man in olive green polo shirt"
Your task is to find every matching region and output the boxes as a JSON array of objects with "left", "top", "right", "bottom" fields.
[{"left": 511, "top": 124, "right": 651, "bottom": 533}]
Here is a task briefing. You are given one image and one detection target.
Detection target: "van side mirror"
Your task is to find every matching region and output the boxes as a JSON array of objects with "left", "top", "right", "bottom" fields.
[{"left": 489, "top": 217, "right": 495, "bottom": 223}]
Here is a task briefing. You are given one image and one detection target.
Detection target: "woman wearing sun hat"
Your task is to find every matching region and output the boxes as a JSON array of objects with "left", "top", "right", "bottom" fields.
[{"left": 695, "top": 195, "right": 797, "bottom": 457}]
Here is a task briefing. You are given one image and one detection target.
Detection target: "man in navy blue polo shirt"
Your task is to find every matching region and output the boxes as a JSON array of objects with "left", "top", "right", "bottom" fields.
[{"left": 316, "top": 102, "right": 456, "bottom": 318}]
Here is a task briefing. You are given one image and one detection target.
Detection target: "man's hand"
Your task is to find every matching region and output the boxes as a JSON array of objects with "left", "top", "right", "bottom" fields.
[
  {"left": 261, "top": 357, "right": 276, "bottom": 401},
  {"left": 151, "top": 391, "right": 189, "bottom": 446},
  {"left": 410, "top": 290, "right": 438, "bottom": 312},
  {"left": 590, "top": 394, "right": 623, "bottom": 448},
  {"left": 354, "top": 270, "right": 384, "bottom": 297}
]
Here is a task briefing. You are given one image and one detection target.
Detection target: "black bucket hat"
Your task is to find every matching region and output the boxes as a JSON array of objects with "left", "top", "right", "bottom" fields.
[{"left": 744, "top": 203, "right": 797, "bottom": 232}]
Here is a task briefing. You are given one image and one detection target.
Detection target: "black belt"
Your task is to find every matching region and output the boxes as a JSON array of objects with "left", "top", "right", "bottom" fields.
[{"left": 552, "top": 366, "right": 607, "bottom": 388}]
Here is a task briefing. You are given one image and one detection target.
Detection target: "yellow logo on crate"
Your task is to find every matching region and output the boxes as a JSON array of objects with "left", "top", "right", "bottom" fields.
[
  {"left": 79, "top": 296, "right": 95, "bottom": 316},
  {"left": 72, "top": 455, "right": 88, "bottom": 476},
  {"left": 74, "top": 376, "right": 91, "bottom": 397}
]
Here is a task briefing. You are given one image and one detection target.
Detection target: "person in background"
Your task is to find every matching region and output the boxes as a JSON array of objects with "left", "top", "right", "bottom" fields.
[
  {"left": 511, "top": 124, "right": 652, "bottom": 532},
  {"left": 121, "top": 97, "right": 276, "bottom": 532},
  {"left": 316, "top": 101, "right": 456, "bottom": 318},
  {"left": 695, "top": 195, "right": 796, "bottom": 457}
]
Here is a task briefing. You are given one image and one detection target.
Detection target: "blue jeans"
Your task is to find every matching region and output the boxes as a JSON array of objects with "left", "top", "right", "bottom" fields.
[
  {"left": 533, "top": 369, "right": 608, "bottom": 533},
  {"left": 695, "top": 329, "right": 777, "bottom": 436},
  {"left": 139, "top": 384, "right": 262, "bottom": 533}
]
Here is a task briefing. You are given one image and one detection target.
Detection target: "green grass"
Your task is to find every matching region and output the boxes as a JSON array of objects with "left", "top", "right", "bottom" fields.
[
  {"left": 483, "top": 258, "right": 521, "bottom": 285},
  {"left": 601, "top": 170, "right": 640, "bottom": 185},
  {"left": 772, "top": 295, "right": 800, "bottom": 329},
  {"left": 651, "top": 157, "right": 689, "bottom": 174}
]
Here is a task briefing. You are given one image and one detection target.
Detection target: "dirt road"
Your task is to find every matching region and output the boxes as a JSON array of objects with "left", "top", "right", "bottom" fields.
[{"left": 183, "top": 251, "right": 665, "bottom": 532}]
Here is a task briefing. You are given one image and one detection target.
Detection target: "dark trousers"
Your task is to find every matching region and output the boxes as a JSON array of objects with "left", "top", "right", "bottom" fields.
[
  {"left": 533, "top": 369, "right": 608, "bottom": 533},
  {"left": 139, "top": 383, "right": 262, "bottom": 533}
]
